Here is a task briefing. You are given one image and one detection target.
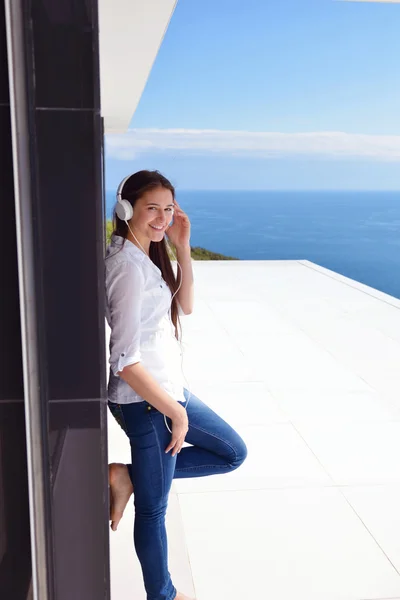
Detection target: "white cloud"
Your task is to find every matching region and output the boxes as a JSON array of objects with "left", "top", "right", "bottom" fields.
[{"left": 105, "top": 128, "right": 400, "bottom": 162}]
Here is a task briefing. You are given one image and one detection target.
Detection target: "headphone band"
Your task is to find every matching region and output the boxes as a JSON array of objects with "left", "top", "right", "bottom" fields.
[{"left": 116, "top": 174, "right": 134, "bottom": 201}]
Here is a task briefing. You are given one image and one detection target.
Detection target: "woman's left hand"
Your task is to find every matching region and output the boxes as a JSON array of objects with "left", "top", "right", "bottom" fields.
[{"left": 166, "top": 200, "right": 191, "bottom": 249}]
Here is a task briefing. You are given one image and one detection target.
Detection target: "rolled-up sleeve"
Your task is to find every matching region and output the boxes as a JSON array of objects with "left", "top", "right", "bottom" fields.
[{"left": 106, "top": 261, "right": 144, "bottom": 376}]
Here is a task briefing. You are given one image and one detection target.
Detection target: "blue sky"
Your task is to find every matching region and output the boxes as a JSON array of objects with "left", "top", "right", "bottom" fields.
[{"left": 105, "top": 0, "right": 400, "bottom": 191}]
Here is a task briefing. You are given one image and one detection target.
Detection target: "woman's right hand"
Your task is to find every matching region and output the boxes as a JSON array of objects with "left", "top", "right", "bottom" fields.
[{"left": 165, "top": 404, "right": 189, "bottom": 457}]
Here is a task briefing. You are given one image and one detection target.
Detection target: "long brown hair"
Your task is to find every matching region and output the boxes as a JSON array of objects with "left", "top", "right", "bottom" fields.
[{"left": 111, "top": 170, "right": 182, "bottom": 340}]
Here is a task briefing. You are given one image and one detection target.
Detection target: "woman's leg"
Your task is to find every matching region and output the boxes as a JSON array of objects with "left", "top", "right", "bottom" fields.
[
  {"left": 108, "top": 390, "right": 247, "bottom": 597},
  {"left": 109, "top": 400, "right": 178, "bottom": 600},
  {"left": 173, "top": 388, "right": 248, "bottom": 479}
]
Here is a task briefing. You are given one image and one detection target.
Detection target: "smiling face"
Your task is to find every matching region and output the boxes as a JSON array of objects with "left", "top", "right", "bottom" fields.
[{"left": 127, "top": 186, "right": 175, "bottom": 253}]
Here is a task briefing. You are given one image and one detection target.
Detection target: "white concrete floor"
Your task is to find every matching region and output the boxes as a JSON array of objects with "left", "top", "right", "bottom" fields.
[{"left": 108, "top": 260, "right": 400, "bottom": 600}]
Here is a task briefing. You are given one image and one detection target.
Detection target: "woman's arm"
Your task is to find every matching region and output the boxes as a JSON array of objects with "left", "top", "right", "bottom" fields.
[
  {"left": 119, "top": 362, "right": 188, "bottom": 456},
  {"left": 175, "top": 245, "right": 194, "bottom": 315},
  {"left": 119, "top": 362, "right": 185, "bottom": 420}
]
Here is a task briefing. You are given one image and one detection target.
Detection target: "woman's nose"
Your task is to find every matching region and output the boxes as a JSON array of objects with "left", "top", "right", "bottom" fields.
[{"left": 157, "top": 209, "right": 173, "bottom": 223}]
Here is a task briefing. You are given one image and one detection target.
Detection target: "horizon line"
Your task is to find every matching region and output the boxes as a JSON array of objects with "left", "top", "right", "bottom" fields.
[{"left": 105, "top": 188, "right": 400, "bottom": 193}]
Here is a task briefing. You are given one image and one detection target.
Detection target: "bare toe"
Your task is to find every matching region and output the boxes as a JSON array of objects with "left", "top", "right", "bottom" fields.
[{"left": 109, "top": 463, "right": 133, "bottom": 531}]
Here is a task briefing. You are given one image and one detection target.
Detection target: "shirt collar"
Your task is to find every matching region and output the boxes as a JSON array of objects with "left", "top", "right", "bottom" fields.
[
  {"left": 111, "top": 234, "right": 145, "bottom": 260},
  {"left": 110, "top": 235, "right": 162, "bottom": 277}
]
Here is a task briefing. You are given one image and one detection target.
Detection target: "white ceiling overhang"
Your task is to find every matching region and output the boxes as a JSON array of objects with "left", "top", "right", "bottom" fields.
[{"left": 98, "top": 0, "right": 178, "bottom": 133}]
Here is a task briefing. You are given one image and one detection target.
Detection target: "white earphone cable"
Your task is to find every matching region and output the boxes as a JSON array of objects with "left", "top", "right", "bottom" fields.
[{"left": 124, "top": 218, "right": 192, "bottom": 435}]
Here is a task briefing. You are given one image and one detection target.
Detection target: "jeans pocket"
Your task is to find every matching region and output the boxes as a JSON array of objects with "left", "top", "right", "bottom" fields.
[{"left": 108, "top": 402, "right": 128, "bottom": 434}]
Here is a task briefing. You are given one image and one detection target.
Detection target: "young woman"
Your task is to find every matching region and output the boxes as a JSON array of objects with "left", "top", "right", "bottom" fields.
[{"left": 106, "top": 170, "right": 247, "bottom": 600}]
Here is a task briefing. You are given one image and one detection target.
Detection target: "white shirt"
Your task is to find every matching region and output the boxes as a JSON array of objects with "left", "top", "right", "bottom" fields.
[{"left": 105, "top": 235, "right": 186, "bottom": 404}]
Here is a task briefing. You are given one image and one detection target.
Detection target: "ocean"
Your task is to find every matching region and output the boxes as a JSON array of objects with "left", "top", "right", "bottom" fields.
[{"left": 106, "top": 190, "right": 400, "bottom": 300}]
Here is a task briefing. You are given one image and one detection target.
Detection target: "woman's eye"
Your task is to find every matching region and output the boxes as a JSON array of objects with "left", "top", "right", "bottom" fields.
[{"left": 148, "top": 207, "right": 173, "bottom": 211}]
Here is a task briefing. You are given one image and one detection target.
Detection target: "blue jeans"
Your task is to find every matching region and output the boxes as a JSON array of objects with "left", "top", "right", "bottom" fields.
[{"left": 108, "top": 388, "right": 247, "bottom": 600}]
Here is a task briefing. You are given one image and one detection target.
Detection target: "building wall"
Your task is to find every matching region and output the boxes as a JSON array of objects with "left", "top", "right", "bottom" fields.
[{"left": 0, "top": 1, "right": 110, "bottom": 597}]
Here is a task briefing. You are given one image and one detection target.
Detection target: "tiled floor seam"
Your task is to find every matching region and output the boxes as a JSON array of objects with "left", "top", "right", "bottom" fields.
[
  {"left": 339, "top": 486, "right": 400, "bottom": 579},
  {"left": 175, "top": 492, "right": 198, "bottom": 598},
  {"left": 198, "top": 272, "right": 378, "bottom": 395},
  {"left": 284, "top": 418, "right": 341, "bottom": 486}
]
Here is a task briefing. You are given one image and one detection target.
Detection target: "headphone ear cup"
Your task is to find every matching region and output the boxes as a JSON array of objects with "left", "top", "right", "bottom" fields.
[{"left": 115, "top": 199, "right": 133, "bottom": 221}]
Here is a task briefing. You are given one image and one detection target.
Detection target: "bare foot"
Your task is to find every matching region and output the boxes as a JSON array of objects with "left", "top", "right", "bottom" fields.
[
  {"left": 175, "top": 593, "right": 195, "bottom": 600},
  {"left": 109, "top": 463, "right": 133, "bottom": 531}
]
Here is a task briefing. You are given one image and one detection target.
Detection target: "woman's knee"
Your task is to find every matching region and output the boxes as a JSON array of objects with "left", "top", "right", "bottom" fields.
[
  {"left": 134, "top": 496, "right": 169, "bottom": 521},
  {"left": 230, "top": 435, "right": 248, "bottom": 470}
]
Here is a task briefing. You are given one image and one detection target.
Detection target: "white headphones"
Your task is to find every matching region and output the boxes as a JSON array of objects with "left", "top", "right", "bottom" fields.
[{"left": 115, "top": 174, "right": 134, "bottom": 221}]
